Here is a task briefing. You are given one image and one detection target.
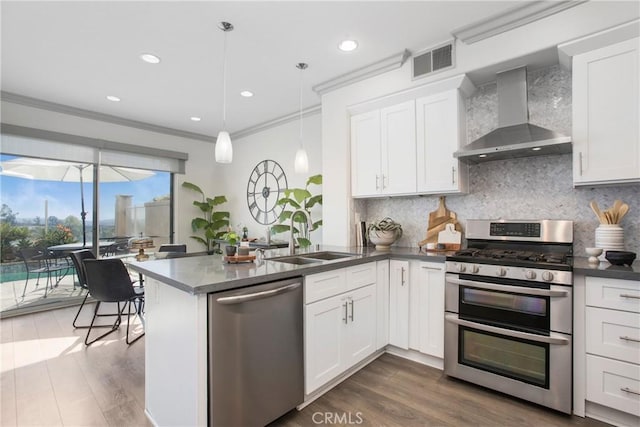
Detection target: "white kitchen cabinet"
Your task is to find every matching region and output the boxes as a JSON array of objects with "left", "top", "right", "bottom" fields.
[
  {"left": 574, "top": 275, "right": 640, "bottom": 425},
  {"left": 304, "top": 264, "right": 377, "bottom": 395},
  {"left": 572, "top": 37, "right": 640, "bottom": 185},
  {"left": 351, "top": 101, "right": 416, "bottom": 197},
  {"left": 376, "top": 260, "right": 390, "bottom": 350},
  {"left": 350, "top": 110, "right": 381, "bottom": 197},
  {"left": 389, "top": 260, "right": 410, "bottom": 349},
  {"left": 408, "top": 261, "right": 445, "bottom": 358},
  {"left": 416, "top": 90, "right": 468, "bottom": 194}
]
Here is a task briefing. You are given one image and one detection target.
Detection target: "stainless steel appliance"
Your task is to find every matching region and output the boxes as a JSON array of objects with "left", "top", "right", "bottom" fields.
[
  {"left": 444, "top": 219, "right": 573, "bottom": 414},
  {"left": 209, "top": 277, "right": 303, "bottom": 426}
]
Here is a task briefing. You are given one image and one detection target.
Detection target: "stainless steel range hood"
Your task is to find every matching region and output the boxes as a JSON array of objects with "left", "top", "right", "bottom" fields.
[{"left": 454, "top": 67, "right": 571, "bottom": 164}]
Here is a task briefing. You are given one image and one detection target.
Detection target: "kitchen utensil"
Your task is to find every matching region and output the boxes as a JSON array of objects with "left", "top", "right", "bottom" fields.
[
  {"left": 590, "top": 200, "right": 605, "bottom": 223},
  {"left": 617, "top": 203, "right": 629, "bottom": 222},
  {"left": 419, "top": 196, "right": 461, "bottom": 247},
  {"left": 604, "top": 250, "right": 636, "bottom": 266},
  {"left": 437, "top": 223, "right": 462, "bottom": 250},
  {"left": 585, "top": 247, "right": 603, "bottom": 263}
]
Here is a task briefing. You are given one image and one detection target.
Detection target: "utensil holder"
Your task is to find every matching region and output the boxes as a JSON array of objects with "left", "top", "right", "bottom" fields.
[{"left": 595, "top": 224, "right": 624, "bottom": 261}]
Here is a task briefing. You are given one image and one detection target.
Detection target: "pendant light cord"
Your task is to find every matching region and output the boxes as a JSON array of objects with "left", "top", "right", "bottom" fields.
[
  {"left": 298, "top": 66, "right": 303, "bottom": 146},
  {"left": 222, "top": 29, "right": 228, "bottom": 129}
]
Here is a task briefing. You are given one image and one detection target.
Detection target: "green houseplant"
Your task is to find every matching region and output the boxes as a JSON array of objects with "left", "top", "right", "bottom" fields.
[
  {"left": 221, "top": 230, "right": 239, "bottom": 256},
  {"left": 182, "top": 182, "right": 230, "bottom": 254},
  {"left": 272, "top": 174, "right": 322, "bottom": 249}
]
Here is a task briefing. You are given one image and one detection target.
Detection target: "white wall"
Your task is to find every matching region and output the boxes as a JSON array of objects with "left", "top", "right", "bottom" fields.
[
  {"left": 211, "top": 112, "right": 323, "bottom": 245},
  {"left": 321, "top": 1, "right": 639, "bottom": 246}
]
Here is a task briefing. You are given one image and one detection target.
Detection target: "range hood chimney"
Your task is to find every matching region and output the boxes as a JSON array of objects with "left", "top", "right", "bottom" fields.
[{"left": 454, "top": 67, "right": 571, "bottom": 164}]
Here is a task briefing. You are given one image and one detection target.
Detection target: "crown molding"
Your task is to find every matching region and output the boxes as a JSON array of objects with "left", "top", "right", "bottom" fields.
[
  {"left": 1, "top": 91, "right": 215, "bottom": 143},
  {"left": 312, "top": 50, "right": 411, "bottom": 96},
  {"left": 231, "top": 105, "right": 321, "bottom": 140},
  {"left": 452, "top": 0, "right": 588, "bottom": 44}
]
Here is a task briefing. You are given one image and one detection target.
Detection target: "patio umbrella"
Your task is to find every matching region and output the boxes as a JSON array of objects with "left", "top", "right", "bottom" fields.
[{"left": 0, "top": 157, "right": 155, "bottom": 246}]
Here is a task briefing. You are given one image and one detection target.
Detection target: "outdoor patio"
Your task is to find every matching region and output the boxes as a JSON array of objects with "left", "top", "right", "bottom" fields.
[{"left": 1, "top": 268, "right": 86, "bottom": 316}]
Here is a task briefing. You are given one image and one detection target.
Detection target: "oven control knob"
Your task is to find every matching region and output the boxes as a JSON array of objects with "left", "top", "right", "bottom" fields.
[
  {"left": 525, "top": 270, "right": 537, "bottom": 280},
  {"left": 496, "top": 267, "right": 507, "bottom": 277},
  {"left": 457, "top": 263, "right": 467, "bottom": 273},
  {"left": 542, "top": 271, "right": 554, "bottom": 282},
  {"left": 470, "top": 264, "right": 480, "bottom": 274}
]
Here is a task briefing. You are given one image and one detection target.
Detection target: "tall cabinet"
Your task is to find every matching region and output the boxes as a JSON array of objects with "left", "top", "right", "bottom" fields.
[{"left": 569, "top": 37, "right": 640, "bottom": 185}]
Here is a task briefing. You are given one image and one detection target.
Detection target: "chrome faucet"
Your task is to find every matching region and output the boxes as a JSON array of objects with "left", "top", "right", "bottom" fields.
[{"left": 289, "top": 209, "right": 313, "bottom": 255}]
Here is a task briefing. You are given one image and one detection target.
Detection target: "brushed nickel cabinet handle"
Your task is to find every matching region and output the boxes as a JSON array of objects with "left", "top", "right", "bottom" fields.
[
  {"left": 620, "top": 293, "right": 640, "bottom": 300},
  {"left": 343, "top": 302, "right": 348, "bottom": 324},
  {"left": 348, "top": 298, "right": 354, "bottom": 322},
  {"left": 621, "top": 387, "right": 640, "bottom": 396},
  {"left": 579, "top": 152, "right": 583, "bottom": 176},
  {"left": 619, "top": 336, "right": 640, "bottom": 343},
  {"left": 375, "top": 175, "right": 380, "bottom": 190},
  {"left": 452, "top": 166, "right": 456, "bottom": 184},
  {"left": 401, "top": 267, "right": 405, "bottom": 286}
]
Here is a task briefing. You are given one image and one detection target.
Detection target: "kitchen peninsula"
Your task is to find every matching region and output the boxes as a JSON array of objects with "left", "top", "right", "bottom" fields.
[{"left": 129, "top": 246, "right": 447, "bottom": 426}]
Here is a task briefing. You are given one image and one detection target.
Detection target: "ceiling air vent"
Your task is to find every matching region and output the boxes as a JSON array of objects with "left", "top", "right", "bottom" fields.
[{"left": 412, "top": 41, "right": 454, "bottom": 80}]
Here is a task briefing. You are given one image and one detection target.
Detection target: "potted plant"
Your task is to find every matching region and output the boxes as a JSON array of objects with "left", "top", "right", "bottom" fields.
[
  {"left": 271, "top": 174, "right": 322, "bottom": 249},
  {"left": 222, "top": 231, "right": 239, "bottom": 256},
  {"left": 368, "top": 217, "right": 402, "bottom": 250},
  {"left": 182, "top": 182, "right": 230, "bottom": 254}
]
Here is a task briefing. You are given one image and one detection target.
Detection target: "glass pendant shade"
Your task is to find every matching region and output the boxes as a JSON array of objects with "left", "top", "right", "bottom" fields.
[
  {"left": 215, "top": 131, "right": 233, "bottom": 163},
  {"left": 294, "top": 147, "right": 309, "bottom": 173}
]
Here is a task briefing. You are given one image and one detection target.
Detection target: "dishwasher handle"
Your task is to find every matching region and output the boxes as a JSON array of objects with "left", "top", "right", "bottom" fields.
[{"left": 216, "top": 282, "right": 301, "bottom": 304}]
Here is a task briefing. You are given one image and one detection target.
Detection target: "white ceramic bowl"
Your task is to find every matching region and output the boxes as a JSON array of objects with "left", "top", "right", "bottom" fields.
[{"left": 585, "top": 247, "right": 603, "bottom": 263}]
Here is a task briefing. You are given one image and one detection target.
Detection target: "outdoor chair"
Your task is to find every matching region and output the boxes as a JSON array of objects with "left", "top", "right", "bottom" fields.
[
  {"left": 19, "top": 247, "right": 69, "bottom": 298},
  {"left": 82, "top": 258, "right": 145, "bottom": 345},
  {"left": 158, "top": 244, "right": 187, "bottom": 253}
]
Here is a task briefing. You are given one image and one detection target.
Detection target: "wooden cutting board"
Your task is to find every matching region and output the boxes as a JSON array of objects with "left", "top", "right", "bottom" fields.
[{"left": 418, "top": 196, "right": 461, "bottom": 247}]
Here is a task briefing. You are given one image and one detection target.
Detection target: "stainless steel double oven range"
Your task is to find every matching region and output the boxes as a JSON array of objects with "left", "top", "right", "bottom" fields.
[{"left": 445, "top": 219, "right": 573, "bottom": 414}]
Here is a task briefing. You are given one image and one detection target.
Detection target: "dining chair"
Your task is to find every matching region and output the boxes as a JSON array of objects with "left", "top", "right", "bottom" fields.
[
  {"left": 70, "top": 249, "right": 117, "bottom": 329},
  {"left": 82, "top": 258, "right": 145, "bottom": 345},
  {"left": 19, "top": 247, "right": 68, "bottom": 298},
  {"left": 158, "top": 244, "right": 187, "bottom": 253}
]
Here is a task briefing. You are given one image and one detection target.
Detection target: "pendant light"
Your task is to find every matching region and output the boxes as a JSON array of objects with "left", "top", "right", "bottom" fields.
[
  {"left": 294, "top": 63, "right": 309, "bottom": 174},
  {"left": 215, "top": 21, "right": 233, "bottom": 164}
]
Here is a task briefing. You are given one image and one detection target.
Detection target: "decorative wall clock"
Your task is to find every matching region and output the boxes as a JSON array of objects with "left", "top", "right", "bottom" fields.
[{"left": 246, "top": 159, "right": 288, "bottom": 225}]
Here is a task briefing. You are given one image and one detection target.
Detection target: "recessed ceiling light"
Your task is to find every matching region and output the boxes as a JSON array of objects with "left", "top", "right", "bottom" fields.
[
  {"left": 106, "top": 95, "right": 121, "bottom": 102},
  {"left": 338, "top": 39, "right": 358, "bottom": 52},
  {"left": 190, "top": 116, "right": 202, "bottom": 122},
  {"left": 531, "top": 147, "right": 542, "bottom": 151},
  {"left": 140, "top": 53, "right": 161, "bottom": 64},
  {"left": 479, "top": 154, "right": 487, "bottom": 158},
  {"left": 240, "top": 90, "right": 254, "bottom": 98}
]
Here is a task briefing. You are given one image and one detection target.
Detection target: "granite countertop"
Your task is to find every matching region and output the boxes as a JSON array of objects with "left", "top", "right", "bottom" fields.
[
  {"left": 573, "top": 256, "right": 640, "bottom": 281},
  {"left": 128, "top": 245, "right": 449, "bottom": 295}
]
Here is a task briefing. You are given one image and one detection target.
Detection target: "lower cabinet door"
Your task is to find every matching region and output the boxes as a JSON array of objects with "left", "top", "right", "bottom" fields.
[
  {"left": 586, "top": 354, "right": 640, "bottom": 416},
  {"left": 305, "top": 294, "right": 347, "bottom": 394},
  {"left": 344, "top": 284, "right": 377, "bottom": 367},
  {"left": 389, "top": 260, "right": 410, "bottom": 349}
]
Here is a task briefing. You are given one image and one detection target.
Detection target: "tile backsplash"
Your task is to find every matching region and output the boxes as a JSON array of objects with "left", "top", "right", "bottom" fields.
[{"left": 362, "top": 65, "right": 639, "bottom": 256}]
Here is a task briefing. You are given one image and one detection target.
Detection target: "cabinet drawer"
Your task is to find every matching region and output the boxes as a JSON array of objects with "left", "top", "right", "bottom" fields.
[
  {"left": 586, "top": 355, "right": 640, "bottom": 416},
  {"left": 346, "top": 262, "right": 376, "bottom": 291},
  {"left": 586, "top": 307, "right": 640, "bottom": 364},
  {"left": 305, "top": 270, "right": 347, "bottom": 304},
  {"left": 586, "top": 277, "right": 640, "bottom": 313}
]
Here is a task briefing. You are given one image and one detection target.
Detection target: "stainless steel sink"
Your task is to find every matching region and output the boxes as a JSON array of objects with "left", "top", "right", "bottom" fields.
[
  {"left": 267, "top": 251, "right": 357, "bottom": 265},
  {"left": 298, "top": 251, "right": 356, "bottom": 260},
  {"left": 267, "top": 256, "right": 321, "bottom": 265}
]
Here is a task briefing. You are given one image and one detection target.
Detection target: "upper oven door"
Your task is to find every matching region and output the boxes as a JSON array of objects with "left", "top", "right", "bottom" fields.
[{"left": 445, "top": 274, "right": 572, "bottom": 335}]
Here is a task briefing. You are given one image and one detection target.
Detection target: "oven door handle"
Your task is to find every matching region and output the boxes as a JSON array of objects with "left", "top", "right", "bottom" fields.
[
  {"left": 446, "top": 277, "right": 569, "bottom": 298},
  {"left": 445, "top": 313, "right": 570, "bottom": 345}
]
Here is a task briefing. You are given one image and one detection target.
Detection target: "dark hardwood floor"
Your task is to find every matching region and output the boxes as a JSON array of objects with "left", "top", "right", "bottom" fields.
[
  {"left": 273, "top": 354, "right": 608, "bottom": 427},
  {"left": 2, "top": 305, "right": 609, "bottom": 427}
]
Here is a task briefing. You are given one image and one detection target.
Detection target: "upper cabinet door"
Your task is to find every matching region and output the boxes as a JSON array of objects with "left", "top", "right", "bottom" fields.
[
  {"left": 573, "top": 38, "right": 640, "bottom": 185},
  {"left": 351, "top": 110, "right": 382, "bottom": 197},
  {"left": 380, "top": 101, "right": 417, "bottom": 195},
  {"left": 416, "top": 90, "right": 468, "bottom": 193}
]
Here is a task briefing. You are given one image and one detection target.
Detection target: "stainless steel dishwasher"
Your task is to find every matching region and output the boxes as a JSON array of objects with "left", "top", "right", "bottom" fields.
[{"left": 208, "top": 277, "right": 303, "bottom": 427}]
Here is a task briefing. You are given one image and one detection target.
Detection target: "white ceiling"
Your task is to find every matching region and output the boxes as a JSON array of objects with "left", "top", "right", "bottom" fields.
[{"left": 1, "top": 1, "right": 526, "bottom": 140}]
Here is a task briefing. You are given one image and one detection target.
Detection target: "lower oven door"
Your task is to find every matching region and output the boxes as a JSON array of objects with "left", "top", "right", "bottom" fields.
[{"left": 444, "top": 313, "right": 572, "bottom": 414}]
